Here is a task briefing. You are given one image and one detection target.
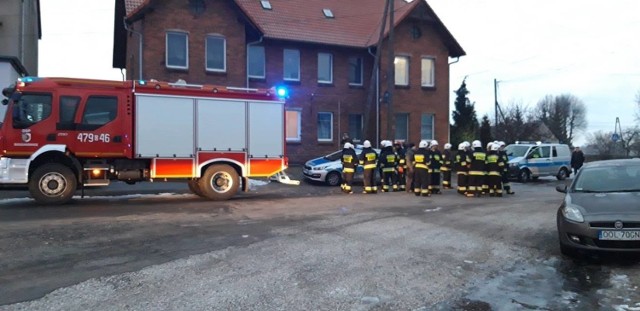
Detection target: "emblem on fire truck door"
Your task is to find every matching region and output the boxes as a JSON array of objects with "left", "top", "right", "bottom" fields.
[{"left": 21, "top": 129, "right": 32, "bottom": 143}]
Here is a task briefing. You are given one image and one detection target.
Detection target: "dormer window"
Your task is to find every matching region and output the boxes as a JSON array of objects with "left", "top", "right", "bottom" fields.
[
  {"left": 323, "top": 9, "right": 334, "bottom": 18},
  {"left": 261, "top": 0, "right": 272, "bottom": 10}
]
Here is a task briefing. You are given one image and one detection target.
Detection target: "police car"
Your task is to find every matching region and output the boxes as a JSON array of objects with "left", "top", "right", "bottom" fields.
[
  {"left": 303, "top": 145, "right": 381, "bottom": 186},
  {"left": 505, "top": 141, "right": 571, "bottom": 182}
]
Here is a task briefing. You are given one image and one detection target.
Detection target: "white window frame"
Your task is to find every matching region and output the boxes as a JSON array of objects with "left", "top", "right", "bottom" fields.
[
  {"left": 205, "top": 35, "right": 226, "bottom": 72},
  {"left": 348, "top": 57, "right": 363, "bottom": 86},
  {"left": 317, "top": 112, "right": 333, "bottom": 142},
  {"left": 348, "top": 113, "right": 363, "bottom": 143},
  {"left": 421, "top": 113, "right": 434, "bottom": 140},
  {"left": 286, "top": 108, "right": 302, "bottom": 142},
  {"left": 248, "top": 45, "right": 265, "bottom": 79},
  {"left": 283, "top": 49, "right": 300, "bottom": 81},
  {"left": 421, "top": 57, "right": 435, "bottom": 87},
  {"left": 166, "top": 31, "right": 189, "bottom": 69},
  {"left": 394, "top": 55, "right": 409, "bottom": 86},
  {"left": 395, "top": 113, "right": 409, "bottom": 141},
  {"left": 317, "top": 53, "right": 333, "bottom": 84}
]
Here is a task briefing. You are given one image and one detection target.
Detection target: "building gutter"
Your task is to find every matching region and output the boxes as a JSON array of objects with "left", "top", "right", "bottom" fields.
[
  {"left": 123, "top": 18, "right": 143, "bottom": 80},
  {"left": 368, "top": 47, "right": 380, "bottom": 147}
]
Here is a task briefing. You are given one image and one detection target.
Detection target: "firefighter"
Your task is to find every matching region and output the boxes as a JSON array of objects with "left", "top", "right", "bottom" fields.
[
  {"left": 429, "top": 140, "right": 443, "bottom": 194},
  {"left": 359, "top": 140, "right": 378, "bottom": 194},
  {"left": 340, "top": 142, "right": 357, "bottom": 194},
  {"left": 405, "top": 143, "right": 416, "bottom": 193},
  {"left": 468, "top": 140, "right": 487, "bottom": 197},
  {"left": 394, "top": 141, "right": 406, "bottom": 191},
  {"left": 379, "top": 140, "right": 398, "bottom": 192},
  {"left": 413, "top": 140, "right": 431, "bottom": 196},
  {"left": 498, "top": 141, "right": 515, "bottom": 194},
  {"left": 441, "top": 143, "right": 453, "bottom": 189},
  {"left": 486, "top": 143, "right": 505, "bottom": 197},
  {"left": 454, "top": 142, "right": 469, "bottom": 195}
]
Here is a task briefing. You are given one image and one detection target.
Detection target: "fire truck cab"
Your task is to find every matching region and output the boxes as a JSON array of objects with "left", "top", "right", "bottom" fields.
[{"left": 0, "top": 77, "right": 288, "bottom": 204}]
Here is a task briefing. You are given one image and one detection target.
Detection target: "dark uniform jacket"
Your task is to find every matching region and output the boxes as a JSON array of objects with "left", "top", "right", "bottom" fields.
[
  {"left": 413, "top": 148, "right": 430, "bottom": 170},
  {"left": 359, "top": 147, "right": 378, "bottom": 170},
  {"left": 341, "top": 148, "right": 358, "bottom": 173},
  {"left": 379, "top": 146, "right": 398, "bottom": 173},
  {"left": 429, "top": 149, "right": 443, "bottom": 171},
  {"left": 469, "top": 148, "right": 487, "bottom": 175},
  {"left": 455, "top": 150, "right": 470, "bottom": 172}
]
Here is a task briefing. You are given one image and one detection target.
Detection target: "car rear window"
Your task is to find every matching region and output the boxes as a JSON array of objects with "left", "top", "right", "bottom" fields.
[{"left": 574, "top": 164, "right": 640, "bottom": 192}]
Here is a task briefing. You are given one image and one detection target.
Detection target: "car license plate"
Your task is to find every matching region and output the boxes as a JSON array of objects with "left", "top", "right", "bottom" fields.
[{"left": 599, "top": 230, "right": 640, "bottom": 241}]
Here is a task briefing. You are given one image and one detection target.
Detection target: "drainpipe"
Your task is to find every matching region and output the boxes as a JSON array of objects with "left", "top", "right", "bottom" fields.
[
  {"left": 123, "top": 18, "right": 143, "bottom": 80},
  {"left": 368, "top": 47, "right": 380, "bottom": 147},
  {"left": 447, "top": 57, "right": 461, "bottom": 143},
  {"left": 246, "top": 36, "right": 263, "bottom": 88},
  {"left": 19, "top": 0, "right": 25, "bottom": 67}
]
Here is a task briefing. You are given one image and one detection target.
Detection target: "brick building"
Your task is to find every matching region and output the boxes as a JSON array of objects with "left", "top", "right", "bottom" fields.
[{"left": 112, "top": 0, "right": 464, "bottom": 164}]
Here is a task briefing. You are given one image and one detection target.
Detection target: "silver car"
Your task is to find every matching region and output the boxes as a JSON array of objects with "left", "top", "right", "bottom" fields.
[
  {"left": 303, "top": 145, "right": 381, "bottom": 186},
  {"left": 556, "top": 158, "right": 640, "bottom": 257}
]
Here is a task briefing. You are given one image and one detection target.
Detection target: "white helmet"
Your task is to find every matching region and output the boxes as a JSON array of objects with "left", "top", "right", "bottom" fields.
[
  {"left": 419, "top": 140, "right": 428, "bottom": 148},
  {"left": 431, "top": 140, "right": 438, "bottom": 147},
  {"left": 499, "top": 141, "right": 506, "bottom": 147},
  {"left": 344, "top": 142, "right": 353, "bottom": 149},
  {"left": 458, "top": 143, "right": 465, "bottom": 151},
  {"left": 444, "top": 143, "right": 452, "bottom": 150},
  {"left": 363, "top": 140, "right": 371, "bottom": 148},
  {"left": 486, "top": 142, "right": 493, "bottom": 150},
  {"left": 472, "top": 140, "right": 481, "bottom": 148},
  {"left": 463, "top": 141, "right": 470, "bottom": 148},
  {"left": 384, "top": 140, "right": 392, "bottom": 148},
  {"left": 490, "top": 143, "right": 500, "bottom": 151}
]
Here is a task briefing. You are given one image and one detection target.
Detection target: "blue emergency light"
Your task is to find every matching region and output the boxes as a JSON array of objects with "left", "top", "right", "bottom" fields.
[{"left": 276, "top": 86, "right": 288, "bottom": 98}]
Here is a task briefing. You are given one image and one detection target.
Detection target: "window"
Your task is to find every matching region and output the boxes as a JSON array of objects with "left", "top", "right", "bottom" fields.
[
  {"left": 286, "top": 109, "right": 301, "bottom": 142},
  {"left": 552, "top": 146, "right": 558, "bottom": 157},
  {"left": 317, "top": 112, "right": 333, "bottom": 141},
  {"left": 283, "top": 49, "right": 300, "bottom": 81},
  {"left": 348, "top": 57, "right": 363, "bottom": 86},
  {"left": 166, "top": 32, "right": 188, "bottom": 69},
  {"left": 12, "top": 93, "right": 52, "bottom": 128},
  {"left": 540, "top": 146, "right": 551, "bottom": 158},
  {"left": 421, "top": 57, "right": 435, "bottom": 87},
  {"left": 80, "top": 96, "right": 117, "bottom": 130},
  {"left": 348, "top": 114, "right": 363, "bottom": 143},
  {"left": 420, "top": 113, "right": 434, "bottom": 140},
  {"left": 317, "top": 53, "right": 333, "bottom": 84},
  {"left": 59, "top": 95, "right": 80, "bottom": 124},
  {"left": 260, "top": 0, "right": 272, "bottom": 10},
  {"left": 394, "top": 56, "right": 409, "bottom": 86},
  {"left": 248, "top": 45, "right": 265, "bottom": 78},
  {"left": 206, "top": 35, "right": 226, "bottom": 72},
  {"left": 395, "top": 113, "right": 409, "bottom": 141}
]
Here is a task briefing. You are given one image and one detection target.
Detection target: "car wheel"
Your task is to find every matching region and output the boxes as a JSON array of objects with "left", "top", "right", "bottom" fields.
[
  {"left": 28, "top": 163, "right": 77, "bottom": 205},
  {"left": 556, "top": 168, "right": 569, "bottom": 180},
  {"left": 517, "top": 169, "right": 531, "bottom": 183},
  {"left": 326, "top": 171, "right": 341, "bottom": 186}
]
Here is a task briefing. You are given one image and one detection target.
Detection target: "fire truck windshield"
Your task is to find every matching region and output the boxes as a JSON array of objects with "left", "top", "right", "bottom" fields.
[{"left": 11, "top": 93, "right": 52, "bottom": 128}]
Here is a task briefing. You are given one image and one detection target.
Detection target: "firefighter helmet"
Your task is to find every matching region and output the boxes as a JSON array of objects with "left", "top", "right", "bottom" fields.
[
  {"left": 499, "top": 141, "right": 506, "bottom": 147},
  {"left": 419, "top": 140, "right": 428, "bottom": 148},
  {"left": 344, "top": 142, "right": 353, "bottom": 149},
  {"left": 430, "top": 140, "right": 438, "bottom": 147},
  {"left": 363, "top": 140, "right": 371, "bottom": 148},
  {"left": 458, "top": 143, "right": 465, "bottom": 151},
  {"left": 463, "top": 141, "right": 470, "bottom": 148},
  {"left": 472, "top": 140, "right": 481, "bottom": 148},
  {"left": 490, "top": 143, "right": 500, "bottom": 151},
  {"left": 444, "top": 143, "right": 452, "bottom": 150}
]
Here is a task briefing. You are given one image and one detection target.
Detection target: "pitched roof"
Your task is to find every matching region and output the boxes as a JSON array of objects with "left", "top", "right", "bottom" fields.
[{"left": 123, "top": 0, "right": 464, "bottom": 56}]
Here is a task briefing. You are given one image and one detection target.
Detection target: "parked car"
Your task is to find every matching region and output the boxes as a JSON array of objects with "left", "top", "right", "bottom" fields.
[
  {"left": 556, "top": 158, "right": 640, "bottom": 257},
  {"left": 303, "top": 145, "right": 381, "bottom": 186},
  {"left": 504, "top": 142, "right": 571, "bottom": 182}
]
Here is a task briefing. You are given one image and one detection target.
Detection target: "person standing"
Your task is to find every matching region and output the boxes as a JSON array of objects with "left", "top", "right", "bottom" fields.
[
  {"left": 394, "top": 142, "right": 406, "bottom": 191},
  {"left": 429, "top": 140, "right": 443, "bottom": 194},
  {"left": 455, "top": 142, "right": 470, "bottom": 195},
  {"left": 413, "top": 140, "right": 431, "bottom": 196},
  {"left": 359, "top": 140, "right": 378, "bottom": 194},
  {"left": 468, "top": 140, "right": 487, "bottom": 197},
  {"left": 571, "top": 146, "right": 585, "bottom": 175},
  {"left": 441, "top": 143, "right": 453, "bottom": 189},
  {"left": 379, "top": 140, "right": 399, "bottom": 192},
  {"left": 340, "top": 142, "right": 357, "bottom": 194},
  {"left": 486, "top": 143, "right": 505, "bottom": 197},
  {"left": 498, "top": 141, "right": 515, "bottom": 194},
  {"left": 405, "top": 143, "right": 416, "bottom": 193}
]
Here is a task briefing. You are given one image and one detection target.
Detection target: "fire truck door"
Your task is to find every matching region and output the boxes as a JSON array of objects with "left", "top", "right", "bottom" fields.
[
  {"left": 65, "top": 93, "right": 130, "bottom": 158},
  {"left": 3, "top": 92, "right": 54, "bottom": 156}
]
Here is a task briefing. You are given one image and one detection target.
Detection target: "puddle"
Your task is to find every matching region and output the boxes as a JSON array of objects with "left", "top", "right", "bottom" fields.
[{"left": 432, "top": 256, "right": 640, "bottom": 310}]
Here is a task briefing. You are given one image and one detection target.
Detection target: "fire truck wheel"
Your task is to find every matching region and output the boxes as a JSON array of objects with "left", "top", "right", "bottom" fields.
[
  {"left": 188, "top": 180, "right": 206, "bottom": 198},
  {"left": 29, "top": 163, "right": 77, "bottom": 205},
  {"left": 198, "top": 164, "right": 239, "bottom": 201}
]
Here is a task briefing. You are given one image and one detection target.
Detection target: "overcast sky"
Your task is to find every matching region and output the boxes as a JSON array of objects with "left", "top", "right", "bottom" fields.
[{"left": 38, "top": 0, "right": 640, "bottom": 145}]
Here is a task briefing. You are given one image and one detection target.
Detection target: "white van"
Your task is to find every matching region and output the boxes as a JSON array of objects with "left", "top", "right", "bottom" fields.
[{"left": 505, "top": 142, "right": 572, "bottom": 182}]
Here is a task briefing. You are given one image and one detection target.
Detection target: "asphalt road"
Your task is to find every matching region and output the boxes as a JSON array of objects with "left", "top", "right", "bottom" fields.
[{"left": 1, "top": 171, "right": 640, "bottom": 310}]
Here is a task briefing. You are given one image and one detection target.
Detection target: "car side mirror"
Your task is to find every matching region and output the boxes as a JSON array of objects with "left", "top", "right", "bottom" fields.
[{"left": 556, "top": 185, "right": 567, "bottom": 193}]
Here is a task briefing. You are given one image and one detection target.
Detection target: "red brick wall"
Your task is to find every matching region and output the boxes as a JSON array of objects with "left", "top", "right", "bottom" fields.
[{"left": 124, "top": 0, "right": 456, "bottom": 165}]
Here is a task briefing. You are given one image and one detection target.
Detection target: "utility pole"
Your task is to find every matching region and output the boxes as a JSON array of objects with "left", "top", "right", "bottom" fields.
[
  {"left": 494, "top": 78, "right": 498, "bottom": 138},
  {"left": 386, "top": 0, "right": 395, "bottom": 139}
]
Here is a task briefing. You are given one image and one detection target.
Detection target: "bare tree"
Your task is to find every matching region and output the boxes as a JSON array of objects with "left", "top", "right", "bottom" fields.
[
  {"left": 497, "top": 100, "right": 538, "bottom": 143},
  {"left": 535, "top": 94, "right": 587, "bottom": 145},
  {"left": 620, "top": 126, "right": 640, "bottom": 157},
  {"left": 586, "top": 131, "right": 618, "bottom": 159}
]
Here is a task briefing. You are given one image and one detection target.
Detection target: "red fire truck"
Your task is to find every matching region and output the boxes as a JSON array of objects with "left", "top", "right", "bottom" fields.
[{"left": 0, "top": 77, "right": 289, "bottom": 204}]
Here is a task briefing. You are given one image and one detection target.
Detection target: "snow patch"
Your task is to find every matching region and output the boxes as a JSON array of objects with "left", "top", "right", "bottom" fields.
[{"left": 424, "top": 207, "right": 442, "bottom": 213}]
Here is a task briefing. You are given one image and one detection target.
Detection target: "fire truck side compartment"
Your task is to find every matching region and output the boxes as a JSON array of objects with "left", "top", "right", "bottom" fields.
[{"left": 196, "top": 99, "right": 246, "bottom": 151}]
